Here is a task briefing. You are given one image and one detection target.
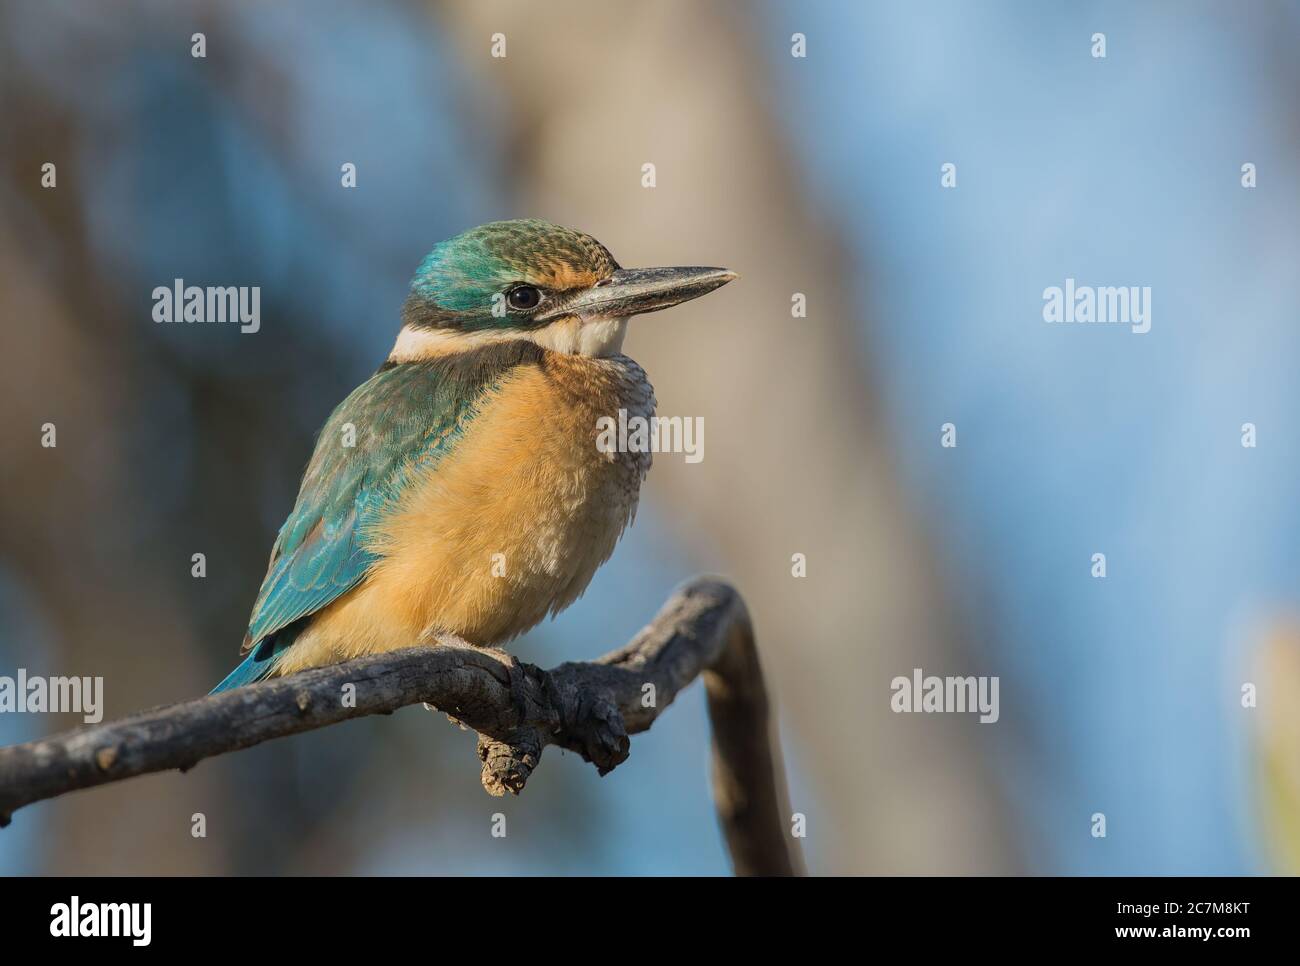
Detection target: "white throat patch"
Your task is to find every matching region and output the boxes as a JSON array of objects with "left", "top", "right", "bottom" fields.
[
  {"left": 530, "top": 316, "right": 628, "bottom": 357},
  {"left": 388, "top": 317, "right": 629, "bottom": 362}
]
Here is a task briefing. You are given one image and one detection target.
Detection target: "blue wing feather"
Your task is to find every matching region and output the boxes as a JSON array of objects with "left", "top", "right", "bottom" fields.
[
  {"left": 210, "top": 637, "right": 289, "bottom": 693},
  {"left": 245, "top": 369, "right": 467, "bottom": 646},
  {"left": 212, "top": 344, "right": 544, "bottom": 693}
]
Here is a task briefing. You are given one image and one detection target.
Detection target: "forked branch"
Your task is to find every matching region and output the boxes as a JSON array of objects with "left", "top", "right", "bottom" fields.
[{"left": 0, "top": 577, "right": 801, "bottom": 875}]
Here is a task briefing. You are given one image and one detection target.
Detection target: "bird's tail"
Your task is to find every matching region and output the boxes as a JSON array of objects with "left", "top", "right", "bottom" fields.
[{"left": 209, "top": 635, "right": 292, "bottom": 694}]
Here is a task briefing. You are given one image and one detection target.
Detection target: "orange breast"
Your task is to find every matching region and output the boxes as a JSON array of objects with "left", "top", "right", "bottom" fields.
[{"left": 273, "top": 350, "right": 654, "bottom": 674}]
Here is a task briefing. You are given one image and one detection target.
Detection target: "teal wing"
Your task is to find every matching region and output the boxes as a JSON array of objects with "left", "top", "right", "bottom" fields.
[{"left": 242, "top": 345, "right": 542, "bottom": 654}]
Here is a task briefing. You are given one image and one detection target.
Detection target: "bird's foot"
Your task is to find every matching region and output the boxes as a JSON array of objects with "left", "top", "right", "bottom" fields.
[
  {"left": 476, "top": 651, "right": 543, "bottom": 796},
  {"left": 505, "top": 656, "right": 543, "bottom": 724},
  {"left": 461, "top": 645, "right": 541, "bottom": 724},
  {"left": 466, "top": 646, "right": 551, "bottom": 796}
]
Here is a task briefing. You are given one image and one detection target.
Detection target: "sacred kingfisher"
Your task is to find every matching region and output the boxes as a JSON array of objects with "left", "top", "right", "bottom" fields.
[{"left": 213, "top": 219, "right": 735, "bottom": 691}]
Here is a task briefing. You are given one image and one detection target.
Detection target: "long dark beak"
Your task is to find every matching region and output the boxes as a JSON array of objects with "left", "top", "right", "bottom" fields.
[{"left": 556, "top": 266, "right": 738, "bottom": 320}]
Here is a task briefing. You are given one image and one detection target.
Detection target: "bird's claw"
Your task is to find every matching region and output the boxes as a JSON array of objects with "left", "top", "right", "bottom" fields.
[{"left": 504, "top": 655, "right": 545, "bottom": 724}]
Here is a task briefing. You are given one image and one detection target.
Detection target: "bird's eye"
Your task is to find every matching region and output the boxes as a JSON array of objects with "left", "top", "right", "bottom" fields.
[{"left": 506, "top": 285, "right": 542, "bottom": 311}]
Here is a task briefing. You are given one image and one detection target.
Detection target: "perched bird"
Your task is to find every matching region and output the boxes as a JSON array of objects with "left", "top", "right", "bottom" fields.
[{"left": 212, "top": 219, "right": 735, "bottom": 691}]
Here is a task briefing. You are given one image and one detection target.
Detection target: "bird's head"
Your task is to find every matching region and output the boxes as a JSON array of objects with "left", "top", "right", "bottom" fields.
[{"left": 394, "top": 219, "right": 736, "bottom": 359}]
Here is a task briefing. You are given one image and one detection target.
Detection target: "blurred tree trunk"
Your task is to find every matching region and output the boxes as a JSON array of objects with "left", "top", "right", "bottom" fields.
[
  {"left": 0, "top": 154, "right": 227, "bottom": 874},
  {"left": 432, "top": 0, "right": 1017, "bottom": 872}
]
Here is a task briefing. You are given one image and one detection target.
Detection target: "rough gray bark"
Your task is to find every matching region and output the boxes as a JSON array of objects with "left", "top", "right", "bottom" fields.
[{"left": 0, "top": 577, "right": 801, "bottom": 876}]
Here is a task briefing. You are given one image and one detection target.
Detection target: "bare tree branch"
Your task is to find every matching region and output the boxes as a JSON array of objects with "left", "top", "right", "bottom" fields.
[{"left": 0, "top": 577, "right": 801, "bottom": 875}]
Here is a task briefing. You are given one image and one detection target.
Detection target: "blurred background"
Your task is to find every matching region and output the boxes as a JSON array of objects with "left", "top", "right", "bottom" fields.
[{"left": 1, "top": 0, "right": 1298, "bottom": 875}]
